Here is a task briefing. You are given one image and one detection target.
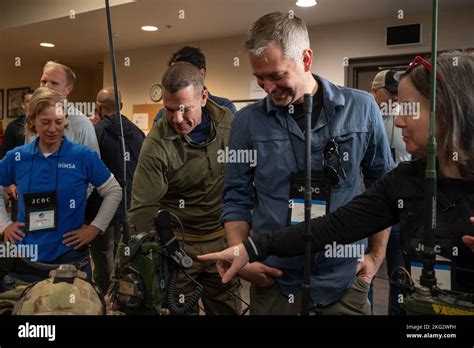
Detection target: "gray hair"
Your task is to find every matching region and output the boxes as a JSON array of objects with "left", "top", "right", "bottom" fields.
[
  {"left": 162, "top": 62, "right": 204, "bottom": 97},
  {"left": 403, "top": 51, "right": 474, "bottom": 179},
  {"left": 244, "top": 12, "right": 310, "bottom": 62}
]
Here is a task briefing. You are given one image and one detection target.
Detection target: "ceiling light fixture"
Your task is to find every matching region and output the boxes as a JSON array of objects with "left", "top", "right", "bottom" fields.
[
  {"left": 40, "top": 42, "right": 55, "bottom": 47},
  {"left": 141, "top": 26, "right": 158, "bottom": 31},
  {"left": 296, "top": 0, "right": 317, "bottom": 7}
]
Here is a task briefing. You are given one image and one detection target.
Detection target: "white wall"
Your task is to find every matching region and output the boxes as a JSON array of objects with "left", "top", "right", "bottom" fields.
[
  {"left": 0, "top": 0, "right": 133, "bottom": 30},
  {"left": 102, "top": 35, "right": 252, "bottom": 117},
  {"left": 103, "top": 8, "right": 473, "bottom": 118},
  {"left": 311, "top": 9, "right": 474, "bottom": 85}
]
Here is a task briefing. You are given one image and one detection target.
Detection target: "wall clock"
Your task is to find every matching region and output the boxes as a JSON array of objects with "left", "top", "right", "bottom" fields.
[{"left": 150, "top": 84, "right": 163, "bottom": 102}]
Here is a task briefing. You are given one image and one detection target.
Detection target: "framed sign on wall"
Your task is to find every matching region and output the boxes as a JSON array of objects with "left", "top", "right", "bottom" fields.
[
  {"left": 7, "top": 87, "right": 31, "bottom": 118},
  {"left": 0, "top": 89, "right": 3, "bottom": 120}
]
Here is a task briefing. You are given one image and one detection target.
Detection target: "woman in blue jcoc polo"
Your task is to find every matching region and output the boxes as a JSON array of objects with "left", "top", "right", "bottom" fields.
[{"left": 0, "top": 87, "right": 122, "bottom": 281}]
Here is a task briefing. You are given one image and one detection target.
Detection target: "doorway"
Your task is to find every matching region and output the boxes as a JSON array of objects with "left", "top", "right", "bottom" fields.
[{"left": 346, "top": 53, "right": 419, "bottom": 92}]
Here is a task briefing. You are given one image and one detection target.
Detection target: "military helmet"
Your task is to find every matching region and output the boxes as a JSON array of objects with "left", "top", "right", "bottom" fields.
[{"left": 12, "top": 264, "right": 105, "bottom": 315}]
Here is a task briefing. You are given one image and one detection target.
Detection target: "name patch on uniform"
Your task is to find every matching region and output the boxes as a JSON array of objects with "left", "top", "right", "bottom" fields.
[{"left": 58, "top": 162, "right": 76, "bottom": 169}]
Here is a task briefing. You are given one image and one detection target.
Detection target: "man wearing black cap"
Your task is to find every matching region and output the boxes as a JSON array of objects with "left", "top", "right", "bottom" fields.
[{"left": 371, "top": 70, "right": 411, "bottom": 164}]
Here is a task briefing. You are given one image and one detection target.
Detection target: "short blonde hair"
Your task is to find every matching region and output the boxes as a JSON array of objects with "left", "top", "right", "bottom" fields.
[
  {"left": 26, "top": 87, "right": 67, "bottom": 135},
  {"left": 43, "top": 61, "right": 76, "bottom": 86}
]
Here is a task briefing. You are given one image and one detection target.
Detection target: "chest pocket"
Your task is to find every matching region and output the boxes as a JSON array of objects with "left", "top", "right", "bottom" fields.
[
  {"left": 401, "top": 199, "right": 457, "bottom": 261},
  {"left": 205, "top": 136, "right": 225, "bottom": 181},
  {"left": 167, "top": 136, "right": 225, "bottom": 193},
  {"left": 252, "top": 134, "right": 294, "bottom": 195},
  {"left": 330, "top": 132, "right": 364, "bottom": 190},
  {"left": 167, "top": 149, "right": 207, "bottom": 194},
  {"left": 399, "top": 199, "right": 420, "bottom": 243}
]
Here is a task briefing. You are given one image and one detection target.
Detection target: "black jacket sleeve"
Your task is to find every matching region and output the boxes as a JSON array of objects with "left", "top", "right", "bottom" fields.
[
  {"left": 0, "top": 122, "right": 18, "bottom": 159},
  {"left": 245, "top": 166, "right": 402, "bottom": 262}
]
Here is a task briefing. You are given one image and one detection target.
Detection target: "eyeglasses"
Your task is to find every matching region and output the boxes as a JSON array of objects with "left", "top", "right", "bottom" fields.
[
  {"left": 322, "top": 138, "right": 347, "bottom": 186},
  {"left": 406, "top": 56, "right": 441, "bottom": 81}
]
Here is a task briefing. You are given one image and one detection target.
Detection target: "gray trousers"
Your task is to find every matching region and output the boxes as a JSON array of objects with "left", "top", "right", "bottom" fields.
[
  {"left": 90, "top": 222, "right": 121, "bottom": 294},
  {"left": 249, "top": 277, "right": 371, "bottom": 315}
]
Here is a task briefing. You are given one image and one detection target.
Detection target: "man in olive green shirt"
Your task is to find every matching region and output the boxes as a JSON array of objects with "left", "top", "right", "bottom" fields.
[{"left": 129, "top": 62, "right": 240, "bottom": 315}]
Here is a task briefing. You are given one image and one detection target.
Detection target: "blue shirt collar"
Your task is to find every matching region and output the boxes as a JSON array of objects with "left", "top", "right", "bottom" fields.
[
  {"left": 29, "top": 136, "right": 71, "bottom": 158},
  {"left": 265, "top": 74, "right": 345, "bottom": 116},
  {"left": 187, "top": 108, "right": 210, "bottom": 144},
  {"left": 264, "top": 74, "right": 346, "bottom": 139}
]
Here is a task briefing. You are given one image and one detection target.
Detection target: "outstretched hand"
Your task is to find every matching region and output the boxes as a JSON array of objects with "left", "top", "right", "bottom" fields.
[{"left": 197, "top": 243, "right": 249, "bottom": 283}]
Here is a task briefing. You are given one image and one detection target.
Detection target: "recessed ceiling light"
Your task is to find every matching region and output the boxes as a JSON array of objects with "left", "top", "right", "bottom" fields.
[
  {"left": 296, "top": 0, "right": 317, "bottom": 7},
  {"left": 141, "top": 26, "right": 158, "bottom": 31},
  {"left": 40, "top": 42, "right": 55, "bottom": 47}
]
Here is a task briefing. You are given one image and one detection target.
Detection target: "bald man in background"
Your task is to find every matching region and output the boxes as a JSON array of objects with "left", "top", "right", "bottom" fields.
[{"left": 86, "top": 87, "right": 145, "bottom": 293}]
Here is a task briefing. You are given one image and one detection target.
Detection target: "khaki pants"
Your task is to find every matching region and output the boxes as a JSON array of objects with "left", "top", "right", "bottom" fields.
[
  {"left": 174, "top": 236, "right": 242, "bottom": 315},
  {"left": 250, "top": 277, "right": 371, "bottom": 315}
]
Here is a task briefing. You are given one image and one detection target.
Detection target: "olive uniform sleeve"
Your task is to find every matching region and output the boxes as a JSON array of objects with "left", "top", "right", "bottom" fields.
[{"left": 128, "top": 137, "right": 169, "bottom": 233}]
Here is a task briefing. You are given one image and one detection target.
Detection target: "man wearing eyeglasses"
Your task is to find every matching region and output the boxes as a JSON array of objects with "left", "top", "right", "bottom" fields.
[
  {"left": 128, "top": 62, "right": 240, "bottom": 315},
  {"left": 221, "top": 12, "right": 395, "bottom": 315}
]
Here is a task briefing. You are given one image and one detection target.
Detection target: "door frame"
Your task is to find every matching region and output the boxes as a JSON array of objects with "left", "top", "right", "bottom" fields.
[{"left": 344, "top": 48, "right": 473, "bottom": 89}]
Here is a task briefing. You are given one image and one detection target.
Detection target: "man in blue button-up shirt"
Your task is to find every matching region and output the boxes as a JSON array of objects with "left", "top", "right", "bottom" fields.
[{"left": 221, "top": 12, "right": 395, "bottom": 314}]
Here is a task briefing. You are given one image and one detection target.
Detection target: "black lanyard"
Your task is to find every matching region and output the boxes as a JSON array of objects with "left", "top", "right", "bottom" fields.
[
  {"left": 284, "top": 105, "right": 330, "bottom": 173},
  {"left": 285, "top": 116, "right": 301, "bottom": 172},
  {"left": 27, "top": 140, "right": 62, "bottom": 193}
]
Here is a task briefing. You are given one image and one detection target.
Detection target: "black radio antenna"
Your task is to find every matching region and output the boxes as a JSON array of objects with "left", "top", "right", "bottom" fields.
[
  {"left": 301, "top": 93, "right": 313, "bottom": 315},
  {"left": 420, "top": 0, "right": 439, "bottom": 289},
  {"left": 105, "top": 0, "right": 129, "bottom": 243}
]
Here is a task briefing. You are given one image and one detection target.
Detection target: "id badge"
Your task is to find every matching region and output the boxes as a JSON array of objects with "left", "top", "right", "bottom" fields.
[
  {"left": 410, "top": 254, "right": 452, "bottom": 290},
  {"left": 24, "top": 191, "right": 57, "bottom": 232},
  {"left": 289, "top": 199, "right": 327, "bottom": 225},
  {"left": 287, "top": 171, "right": 331, "bottom": 226}
]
